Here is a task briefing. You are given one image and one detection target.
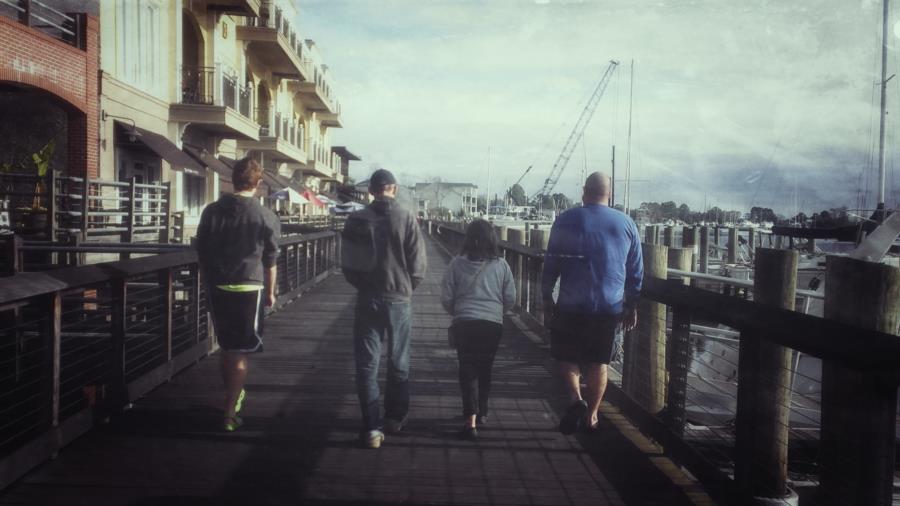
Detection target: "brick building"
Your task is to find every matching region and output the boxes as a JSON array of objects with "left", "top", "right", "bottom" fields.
[{"left": 0, "top": 2, "right": 99, "bottom": 178}]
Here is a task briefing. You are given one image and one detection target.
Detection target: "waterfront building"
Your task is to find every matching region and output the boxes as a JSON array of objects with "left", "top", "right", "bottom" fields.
[{"left": 414, "top": 181, "right": 479, "bottom": 218}]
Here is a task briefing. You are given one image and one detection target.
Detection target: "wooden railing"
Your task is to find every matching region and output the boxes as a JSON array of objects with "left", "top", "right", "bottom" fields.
[
  {"left": 0, "top": 171, "right": 171, "bottom": 245},
  {"left": 0, "top": 231, "right": 339, "bottom": 490},
  {"left": 428, "top": 221, "right": 900, "bottom": 506}
]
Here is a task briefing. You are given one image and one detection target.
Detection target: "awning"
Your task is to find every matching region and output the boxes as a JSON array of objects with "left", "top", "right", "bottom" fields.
[
  {"left": 183, "top": 144, "right": 233, "bottom": 178},
  {"left": 269, "top": 187, "right": 309, "bottom": 205},
  {"left": 302, "top": 190, "right": 325, "bottom": 207},
  {"left": 115, "top": 121, "right": 204, "bottom": 174}
]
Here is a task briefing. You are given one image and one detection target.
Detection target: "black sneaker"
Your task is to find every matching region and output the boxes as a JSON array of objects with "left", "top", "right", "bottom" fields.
[
  {"left": 559, "top": 400, "right": 588, "bottom": 435},
  {"left": 383, "top": 417, "right": 406, "bottom": 434},
  {"left": 459, "top": 426, "right": 478, "bottom": 440}
]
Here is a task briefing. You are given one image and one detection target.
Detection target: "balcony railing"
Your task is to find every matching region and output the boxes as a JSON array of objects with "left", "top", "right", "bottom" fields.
[
  {"left": 0, "top": 0, "right": 86, "bottom": 48},
  {"left": 256, "top": 108, "right": 271, "bottom": 136},
  {"left": 180, "top": 65, "right": 252, "bottom": 120}
]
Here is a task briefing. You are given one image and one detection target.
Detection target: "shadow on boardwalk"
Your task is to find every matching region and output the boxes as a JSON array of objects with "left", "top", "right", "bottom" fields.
[{"left": 0, "top": 237, "right": 711, "bottom": 506}]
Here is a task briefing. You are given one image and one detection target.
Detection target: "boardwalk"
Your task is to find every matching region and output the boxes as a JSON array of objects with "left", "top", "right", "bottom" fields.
[{"left": 0, "top": 237, "right": 711, "bottom": 506}]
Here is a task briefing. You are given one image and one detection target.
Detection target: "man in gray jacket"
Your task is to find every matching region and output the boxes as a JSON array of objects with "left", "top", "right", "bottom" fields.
[{"left": 342, "top": 169, "right": 426, "bottom": 449}]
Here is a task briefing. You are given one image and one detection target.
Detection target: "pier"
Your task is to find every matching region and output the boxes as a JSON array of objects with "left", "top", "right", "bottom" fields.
[{"left": 0, "top": 233, "right": 707, "bottom": 506}]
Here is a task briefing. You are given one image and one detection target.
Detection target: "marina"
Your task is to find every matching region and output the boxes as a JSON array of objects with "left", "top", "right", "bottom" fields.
[{"left": 0, "top": 0, "right": 898, "bottom": 505}]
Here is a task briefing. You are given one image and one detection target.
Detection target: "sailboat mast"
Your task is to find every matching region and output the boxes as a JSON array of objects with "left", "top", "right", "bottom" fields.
[
  {"left": 877, "top": 0, "right": 890, "bottom": 220},
  {"left": 625, "top": 59, "right": 635, "bottom": 214},
  {"left": 486, "top": 146, "right": 492, "bottom": 216}
]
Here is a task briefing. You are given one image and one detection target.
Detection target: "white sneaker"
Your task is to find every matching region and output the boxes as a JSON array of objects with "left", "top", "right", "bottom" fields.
[{"left": 364, "top": 430, "right": 384, "bottom": 449}]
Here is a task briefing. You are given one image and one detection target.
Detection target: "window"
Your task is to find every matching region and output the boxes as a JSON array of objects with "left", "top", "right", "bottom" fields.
[
  {"left": 117, "top": 0, "right": 163, "bottom": 97},
  {"left": 183, "top": 174, "right": 205, "bottom": 217}
]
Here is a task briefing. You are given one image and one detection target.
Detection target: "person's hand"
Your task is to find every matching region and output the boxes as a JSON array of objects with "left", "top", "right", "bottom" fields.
[
  {"left": 623, "top": 305, "right": 638, "bottom": 332},
  {"left": 266, "top": 292, "right": 276, "bottom": 308}
]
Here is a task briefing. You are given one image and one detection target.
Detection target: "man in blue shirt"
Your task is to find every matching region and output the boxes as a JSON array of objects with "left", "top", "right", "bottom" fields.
[{"left": 542, "top": 172, "right": 643, "bottom": 434}]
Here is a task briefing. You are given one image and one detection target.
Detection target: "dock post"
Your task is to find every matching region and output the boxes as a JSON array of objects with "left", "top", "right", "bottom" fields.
[
  {"left": 818, "top": 256, "right": 900, "bottom": 506},
  {"left": 663, "top": 226, "right": 674, "bottom": 247},
  {"left": 624, "top": 243, "right": 667, "bottom": 413},
  {"left": 805, "top": 238, "right": 816, "bottom": 254},
  {"left": 644, "top": 225, "right": 657, "bottom": 245},
  {"left": 665, "top": 247, "right": 693, "bottom": 436},
  {"left": 682, "top": 226, "right": 698, "bottom": 274},
  {"left": 494, "top": 225, "right": 508, "bottom": 242},
  {"left": 698, "top": 226, "right": 709, "bottom": 274},
  {"left": 727, "top": 227, "right": 738, "bottom": 264},
  {"left": 734, "top": 248, "right": 797, "bottom": 502},
  {"left": 507, "top": 229, "right": 526, "bottom": 308},
  {"left": 747, "top": 228, "right": 756, "bottom": 257}
]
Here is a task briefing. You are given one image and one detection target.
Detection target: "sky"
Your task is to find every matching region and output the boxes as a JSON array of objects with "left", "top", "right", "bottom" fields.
[{"left": 297, "top": 0, "right": 900, "bottom": 216}]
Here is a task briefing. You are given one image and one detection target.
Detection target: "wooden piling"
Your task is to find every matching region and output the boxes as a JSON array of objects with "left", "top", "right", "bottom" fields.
[
  {"left": 682, "top": 226, "right": 697, "bottom": 250},
  {"left": 530, "top": 229, "right": 549, "bottom": 250},
  {"left": 494, "top": 225, "right": 508, "bottom": 242},
  {"left": 698, "top": 226, "right": 709, "bottom": 274},
  {"left": 667, "top": 248, "right": 692, "bottom": 284},
  {"left": 644, "top": 225, "right": 658, "bottom": 245},
  {"left": 507, "top": 229, "right": 526, "bottom": 307},
  {"left": 734, "top": 248, "right": 797, "bottom": 500},
  {"left": 624, "top": 243, "right": 667, "bottom": 413},
  {"left": 727, "top": 227, "right": 738, "bottom": 264},
  {"left": 819, "top": 256, "right": 900, "bottom": 506},
  {"left": 747, "top": 228, "right": 756, "bottom": 257},
  {"left": 663, "top": 226, "right": 674, "bottom": 247}
]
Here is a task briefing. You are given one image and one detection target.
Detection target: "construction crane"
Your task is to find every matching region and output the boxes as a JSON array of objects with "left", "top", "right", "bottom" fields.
[
  {"left": 505, "top": 164, "right": 533, "bottom": 207},
  {"left": 532, "top": 60, "right": 619, "bottom": 207}
]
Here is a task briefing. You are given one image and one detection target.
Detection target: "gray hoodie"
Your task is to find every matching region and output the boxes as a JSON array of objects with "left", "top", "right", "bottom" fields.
[
  {"left": 342, "top": 197, "right": 426, "bottom": 300},
  {"left": 441, "top": 256, "right": 516, "bottom": 325}
]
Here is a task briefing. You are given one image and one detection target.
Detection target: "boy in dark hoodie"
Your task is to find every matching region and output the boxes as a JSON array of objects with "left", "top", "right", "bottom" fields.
[
  {"left": 196, "top": 157, "right": 280, "bottom": 431},
  {"left": 342, "top": 169, "right": 426, "bottom": 448}
]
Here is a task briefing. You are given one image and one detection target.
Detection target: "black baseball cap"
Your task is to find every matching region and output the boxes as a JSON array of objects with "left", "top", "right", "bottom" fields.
[{"left": 369, "top": 168, "right": 397, "bottom": 189}]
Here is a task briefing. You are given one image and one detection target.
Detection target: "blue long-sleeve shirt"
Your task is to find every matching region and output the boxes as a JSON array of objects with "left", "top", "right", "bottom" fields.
[{"left": 541, "top": 204, "right": 643, "bottom": 315}]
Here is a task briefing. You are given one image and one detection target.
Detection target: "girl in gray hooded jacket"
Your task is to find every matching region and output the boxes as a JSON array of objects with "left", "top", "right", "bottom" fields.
[{"left": 441, "top": 219, "right": 516, "bottom": 439}]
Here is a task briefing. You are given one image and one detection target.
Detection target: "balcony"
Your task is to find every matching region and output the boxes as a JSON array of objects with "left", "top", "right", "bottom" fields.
[
  {"left": 204, "top": 0, "right": 261, "bottom": 16},
  {"left": 293, "top": 80, "right": 340, "bottom": 117},
  {"left": 171, "top": 65, "right": 259, "bottom": 140},
  {"left": 238, "top": 6, "right": 310, "bottom": 81},
  {"left": 237, "top": 111, "right": 307, "bottom": 165},
  {"left": 0, "top": 0, "right": 87, "bottom": 48}
]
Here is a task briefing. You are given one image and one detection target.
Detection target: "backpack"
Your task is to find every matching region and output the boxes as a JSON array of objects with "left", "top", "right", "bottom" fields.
[{"left": 341, "top": 210, "right": 379, "bottom": 274}]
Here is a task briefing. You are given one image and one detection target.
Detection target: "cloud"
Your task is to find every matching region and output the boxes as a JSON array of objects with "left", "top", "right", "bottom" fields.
[{"left": 298, "top": 0, "right": 895, "bottom": 214}]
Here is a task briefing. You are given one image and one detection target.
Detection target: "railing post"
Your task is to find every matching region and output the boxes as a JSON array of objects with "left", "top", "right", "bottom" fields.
[
  {"left": 664, "top": 248, "right": 693, "bottom": 435},
  {"left": 507, "top": 229, "right": 525, "bottom": 308},
  {"left": 1, "top": 235, "right": 22, "bottom": 275},
  {"left": 45, "top": 292, "right": 61, "bottom": 429},
  {"left": 19, "top": 0, "right": 32, "bottom": 26},
  {"left": 159, "top": 268, "right": 173, "bottom": 362},
  {"left": 698, "top": 226, "right": 710, "bottom": 274},
  {"left": 161, "top": 181, "right": 171, "bottom": 243},
  {"left": 81, "top": 176, "right": 90, "bottom": 241},
  {"left": 624, "top": 243, "right": 667, "bottom": 413},
  {"left": 189, "top": 263, "right": 204, "bottom": 345},
  {"left": 734, "top": 248, "right": 798, "bottom": 502},
  {"left": 111, "top": 277, "right": 127, "bottom": 404},
  {"left": 666, "top": 303, "right": 690, "bottom": 436},
  {"left": 819, "top": 256, "right": 900, "bottom": 506},
  {"left": 48, "top": 170, "right": 57, "bottom": 242},
  {"left": 727, "top": 227, "right": 738, "bottom": 264},
  {"left": 124, "top": 177, "right": 137, "bottom": 256}
]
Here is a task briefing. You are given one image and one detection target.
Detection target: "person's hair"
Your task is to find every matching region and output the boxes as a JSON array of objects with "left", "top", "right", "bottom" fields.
[
  {"left": 460, "top": 219, "right": 500, "bottom": 261},
  {"left": 369, "top": 183, "right": 395, "bottom": 196},
  {"left": 232, "top": 157, "right": 263, "bottom": 192}
]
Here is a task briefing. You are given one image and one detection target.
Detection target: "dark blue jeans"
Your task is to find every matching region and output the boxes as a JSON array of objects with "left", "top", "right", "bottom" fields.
[{"left": 353, "top": 296, "right": 411, "bottom": 431}]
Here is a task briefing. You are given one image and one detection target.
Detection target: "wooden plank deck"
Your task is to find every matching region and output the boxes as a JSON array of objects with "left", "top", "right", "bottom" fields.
[{"left": 0, "top": 236, "right": 713, "bottom": 506}]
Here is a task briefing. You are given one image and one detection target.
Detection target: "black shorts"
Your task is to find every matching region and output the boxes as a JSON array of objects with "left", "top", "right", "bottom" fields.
[
  {"left": 550, "top": 311, "right": 621, "bottom": 364},
  {"left": 209, "top": 288, "right": 265, "bottom": 353}
]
